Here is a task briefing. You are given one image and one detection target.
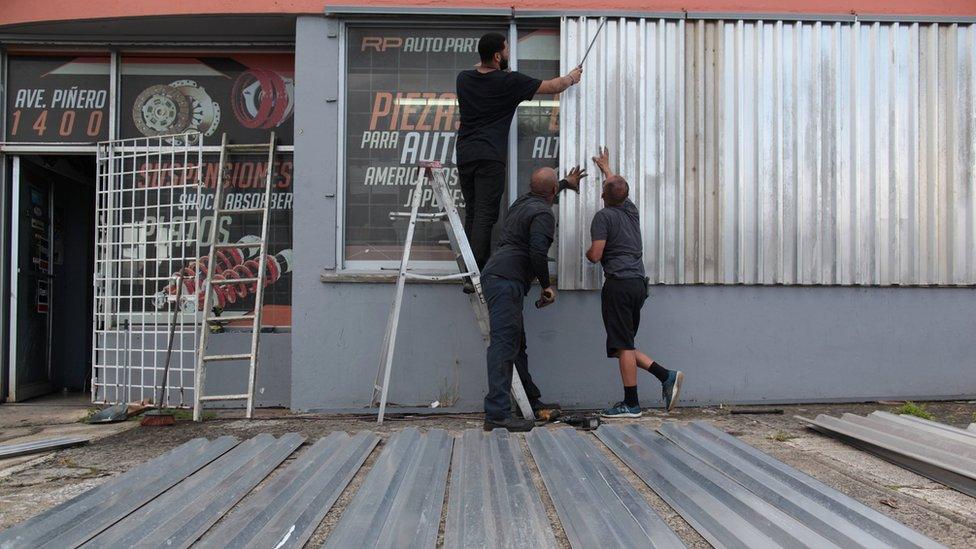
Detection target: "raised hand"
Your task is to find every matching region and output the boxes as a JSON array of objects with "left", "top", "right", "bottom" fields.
[
  {"left": 562, "top": 165, "right": 588, "bottom": 192},
  {"left": 592, "top": 146, "right": 614, "bottom": 178},
  {"left": 568, "top": 66, "right": 583, "bottom": 84}
]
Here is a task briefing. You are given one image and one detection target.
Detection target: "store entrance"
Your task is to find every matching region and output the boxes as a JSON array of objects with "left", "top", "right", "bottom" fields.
[{"left": 8, "top": 155, "right": 95, "bottom": 402}]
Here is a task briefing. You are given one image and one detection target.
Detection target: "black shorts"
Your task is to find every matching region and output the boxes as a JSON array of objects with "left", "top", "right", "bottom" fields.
[{"left": 601, "top": 277, "right": 648, "bottom": 357}]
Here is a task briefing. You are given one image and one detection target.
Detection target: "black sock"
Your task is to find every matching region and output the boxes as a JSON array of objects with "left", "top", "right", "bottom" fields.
[
  {"left": 647, "top": 361, "right": 670, "bottom": 383},
  {"left": 623, "top": 386, "right": 639, "bottom": 408}
]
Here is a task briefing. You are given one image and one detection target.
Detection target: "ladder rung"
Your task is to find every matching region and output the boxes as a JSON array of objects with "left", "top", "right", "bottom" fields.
[
  {"left": 404, "top": 272, "right": 470, "bottom": 282},
  {"left": 219, "top": 208, "right": 265, "bottom": 215},
  {"left": 202, "top": 353, "right": 253, "bottom": 361},
  {"left": 211, "top": 277, "right": 260, "bottom": 285},
  {"left": 208, "top": 314, "right": 256, "bottom": 323},
  {"left": 198, "top": 394, "right": 249, "bottom": 402},
  {"left": 225, "top": 144, "right": 272, "bottom": 151},
  {"left": 214, "top": 241, "right": 263, "bottom": 249}
]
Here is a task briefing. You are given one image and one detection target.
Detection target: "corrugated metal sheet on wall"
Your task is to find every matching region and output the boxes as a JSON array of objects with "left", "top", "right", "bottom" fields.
[{"left": 559, "top": 17, "right": 976, "bottom": 289}]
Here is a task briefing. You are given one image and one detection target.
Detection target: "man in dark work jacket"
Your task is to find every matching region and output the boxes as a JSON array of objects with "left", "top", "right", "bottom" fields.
[
  {"left": 456, "top": 32, "right": 582, "bottom": 276},
  {"left": 481, "top": 165, "right": 586, "bottom": 432}
]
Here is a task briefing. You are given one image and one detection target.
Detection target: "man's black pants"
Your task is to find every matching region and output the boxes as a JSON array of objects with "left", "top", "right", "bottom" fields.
[
  {"left": 483, "top": 275, "right": 543, "bottom": 420},
  {"left": 458, "top": 159, "right": 505, "bottom": 269}
]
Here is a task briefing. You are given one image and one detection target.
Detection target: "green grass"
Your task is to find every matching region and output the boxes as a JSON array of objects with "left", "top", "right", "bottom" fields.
[
  {"left": 78, "top": 407, "right": 102, "bottom": 423},
  {"left": 767, "top": 431, "right": 797, "bottom": 442},
  {"left": 970, "top": 411, "right": 975, "bottom": 424},
  {"left": 893, "top": 401, "right": 934, "bottom": 420}
]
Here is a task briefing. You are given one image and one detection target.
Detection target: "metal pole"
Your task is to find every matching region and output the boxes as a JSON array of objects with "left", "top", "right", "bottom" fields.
[
  {"left": 245, "top": 132, "right": 277, "bottom": 418},
  {"left": 376, "top": 173, "right": 426, "bottom": 424}
]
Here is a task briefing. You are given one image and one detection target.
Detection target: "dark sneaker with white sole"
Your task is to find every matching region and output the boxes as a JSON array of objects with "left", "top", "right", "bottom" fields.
[
  {"left": 662, "top": 370, "right": 684, "bottom": 412},
  {"left": 484, "top": 416, "right": 535, "bottom": 432},
  {"left": 601, "top": 401, "right": 643, "bottom": 418}
]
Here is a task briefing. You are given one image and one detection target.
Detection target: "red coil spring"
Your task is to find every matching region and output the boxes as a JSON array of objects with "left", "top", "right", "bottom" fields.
[
  {"left": 162, "top": 247, "right": 249, "bottom": 308},
  {"left": 210, "top": 255, "right": 282, "bottom": 309}
]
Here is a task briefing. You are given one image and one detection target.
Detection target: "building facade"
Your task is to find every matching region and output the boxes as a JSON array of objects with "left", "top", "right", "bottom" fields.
[{"left": 1, "top": 1, "right": 974, "bottom": 411}]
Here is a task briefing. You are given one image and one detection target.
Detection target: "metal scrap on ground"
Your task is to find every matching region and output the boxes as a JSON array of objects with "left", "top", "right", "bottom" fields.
[
  {"left": 83, "top": 433, "right": 304, "bottom": 549},
  {"left": 657, "top": 421, "right": 942, "bottom": 549},
  {"left": 0, "top": 436, "right": 90, "bottom": 459},
  {"left": 323, "top": 427, "right": 453, "bottom": 549},
  {"left": 798, "top": 411, "right": 976, "bottom": 498},
  {"left": 599, "top": 423, "right": 840, "bottom": 548},
  {"left": 0, "top": 420, "right": 961, "bottom": 548},
  {"left": 446, "top": 429, "right": 557, "bottom": 549},
  {"left": 197, "top": 431, "right": 378, "bottom": 549},
  {"left": 0, "top": 436, "right": 239, "bottom": 548},
  {"left": 527, "top": 427, "right": 685, "bottom": 549}
]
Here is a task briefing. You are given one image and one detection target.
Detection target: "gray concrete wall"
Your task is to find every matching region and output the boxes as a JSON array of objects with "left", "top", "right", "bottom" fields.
[
  {"left": 205, "top": 333, "right": 291, "bottom": 407},
  {"left": 292, "top": 284, "right": 976, "bottom": 412}
]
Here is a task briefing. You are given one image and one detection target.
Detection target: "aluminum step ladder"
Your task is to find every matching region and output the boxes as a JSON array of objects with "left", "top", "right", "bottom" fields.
[
  {"left": 193, "top": 132, "right": 277, "bottom": 421},
  {"left": 370, "top": 160, "right": 535, "bottom": 424}
]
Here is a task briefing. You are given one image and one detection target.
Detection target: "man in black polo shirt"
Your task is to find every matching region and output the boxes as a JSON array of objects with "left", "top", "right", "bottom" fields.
[
  {"left": 481, "top": 164, "right": 586, "bottom": 432},
  {"left": 586, "top": 147, "right": 684, "bottom": 418},
  {"left": 456, "top": 32, "right": 583, "bottom": 280}
]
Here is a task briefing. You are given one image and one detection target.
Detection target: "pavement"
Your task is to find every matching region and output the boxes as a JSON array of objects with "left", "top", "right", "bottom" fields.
[
  {"left": 0, "top": 398, "right": 974, "bottom": 547},
  {"left": 0, "top": 393, "right": 136, "bottom": 479}
]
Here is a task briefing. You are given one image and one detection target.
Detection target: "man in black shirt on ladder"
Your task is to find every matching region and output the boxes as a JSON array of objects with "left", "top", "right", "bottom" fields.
[{"left": 456, "top": 32, "right": 583, "bottom": 289}]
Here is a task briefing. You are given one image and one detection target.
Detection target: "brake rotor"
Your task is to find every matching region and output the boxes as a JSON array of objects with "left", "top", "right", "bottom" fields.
[
  {"left": 232, "top": 69, "right": 291, "bottom": 129},
  {"left": 170, "top": 79, "right": 221, "bottom": 138},
  {"left": 132, "top": 84, "right": 191, "bottom": 136}
]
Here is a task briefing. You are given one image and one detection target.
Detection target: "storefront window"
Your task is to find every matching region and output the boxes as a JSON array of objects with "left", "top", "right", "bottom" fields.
[
  {"left": 197, "top": 152, "right": 294, "bottom": 326},
  {"left": 515, "top": 27, "right": 561, "bottom": 266},
  {"left": 4, "top": 54, "right": 110, "bottom": 142},
  {"left": 120, "top": 53, "right": 295, "bottom": 145},
  {"left": 515, "top": 27, "right": 560, "bottom": 196},
  {"left": 343, "top": 26, "right": 502, "bottom": 265},
  {"left": 118, "top": 53, "right": 296, "bottom": 326}
]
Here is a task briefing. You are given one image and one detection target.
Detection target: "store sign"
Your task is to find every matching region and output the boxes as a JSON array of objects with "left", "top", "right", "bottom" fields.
[
  {"left": 120, "top": 53, "right": 294, "bottom": 145},
  {"left": 5, "top": 55, "right": 110, "bottom": 142},
  {"left": 344, "top": 27, "right": 491, "bottom": 263}
]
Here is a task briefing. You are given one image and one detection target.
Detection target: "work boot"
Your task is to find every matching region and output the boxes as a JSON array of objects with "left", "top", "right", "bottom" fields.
[
  {"left": 662, "top": 370, "right": 684, "bottom": 412},
  {"left": 484, "top": 416, "right": 535, "bottom": 432},
  {"left": 462, "top": 277, "right": 476, "bottom": 294},
  {"left": 530, "top": 400, "right": 561, "bottom": 412}
]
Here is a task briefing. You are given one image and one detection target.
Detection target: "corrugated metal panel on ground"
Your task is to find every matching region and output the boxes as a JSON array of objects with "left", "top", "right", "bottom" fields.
[
  {"left": 83, "top": 433, "right": 304, "bottom": 549},
  {"left": 559, "top": 17, "right": 976, "bottom": 289},
  {"left": 445, "top": 429, "right": 557, "bottom": 548},
  {"left": 0, "top": 436, "right": 238, "bottom": 549},
  {"left": 597, "top": 424, "right": 839, "bottom": 548},
  {"left": 0, "top": 436, "right": 89, "bottom": 459},
  {"left": 798, "top": 412, "right": 976, "bottom": 497},
  {"left": 323, "top": 428, "right": 452, "bottom": 549},
  {"left": 869, "top": 411, "right": 976, "bottom": 446},
  {"left": 525, "top": 427, "right": 684, "bottom": 548},
  {"left": 197, "top": 431, "right": 378, "bottom": 549},
  {"left": 657, "top": 421, "right": 942, "bottom": 549}
]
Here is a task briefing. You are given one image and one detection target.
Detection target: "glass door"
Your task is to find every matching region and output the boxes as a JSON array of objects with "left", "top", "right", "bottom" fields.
[{"left": 10, "top": 156, "right": 55, "bottom": 401}]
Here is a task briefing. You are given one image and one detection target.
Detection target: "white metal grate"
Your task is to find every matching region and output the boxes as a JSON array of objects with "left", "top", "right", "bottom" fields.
[{"left": 92, "top": 133, "right": 203, "bottom": 408}]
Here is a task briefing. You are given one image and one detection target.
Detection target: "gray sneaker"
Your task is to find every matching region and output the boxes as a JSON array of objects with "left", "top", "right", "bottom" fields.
[
  {"left": 601, "top": 401, "right": 643, "bottom": 418},
  {"left": 662, "top": 370, "right": 684, "bottom": 412}
]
